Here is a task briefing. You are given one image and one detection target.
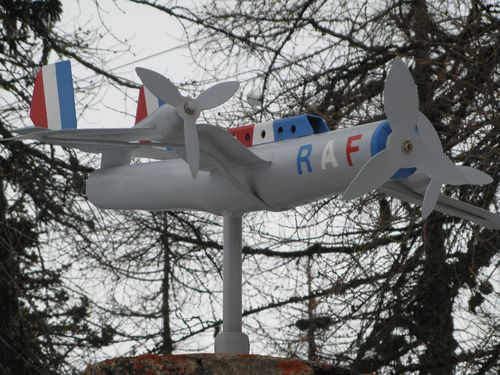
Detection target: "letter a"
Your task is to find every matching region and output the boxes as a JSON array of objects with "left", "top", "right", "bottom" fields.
[{"left": 321, "top": 140, "right": 338, "bottom": 170}]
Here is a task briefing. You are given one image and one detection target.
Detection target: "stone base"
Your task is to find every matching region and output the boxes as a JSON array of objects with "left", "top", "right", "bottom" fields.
[{"left": 81, "top": 353, "right": 358, "bottom": 375}]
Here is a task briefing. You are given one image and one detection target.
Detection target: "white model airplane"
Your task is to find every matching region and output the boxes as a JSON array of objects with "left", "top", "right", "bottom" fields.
[
  {"left": 6, "top": 59, "right": 498, "bottom": 227},
  {"left": 3, "top": 58, "right": 499, "bottom": 354}
]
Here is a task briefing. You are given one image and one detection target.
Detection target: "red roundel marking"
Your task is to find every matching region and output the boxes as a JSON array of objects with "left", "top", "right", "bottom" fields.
[
  {"left": 30, "top": 70, "right": 48, "bottom": 128},
  {"left": 228, "top": 124, "right": 255, "bottom": 147},
  {"left": 346, "top": 134, "right": 362, "bottom": 166}
]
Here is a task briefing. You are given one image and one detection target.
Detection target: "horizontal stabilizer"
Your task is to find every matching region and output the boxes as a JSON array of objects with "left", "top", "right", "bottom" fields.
[
  {"left": 16, "top": 126, "right": 48, "bottom": 135},
  {"left": 2, "top": 123, "right": 270, "bottom": 171},
  {"left": 14, "top": 126, "right": 162, "bottom": 143}
]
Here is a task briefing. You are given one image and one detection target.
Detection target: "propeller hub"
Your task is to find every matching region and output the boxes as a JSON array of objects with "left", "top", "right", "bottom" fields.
[
  {"left": 184, "top": 102, "right": 196, "bottom": 115},
  {"left": 402, "top": 140, "right": 414, "bottom": 153}
]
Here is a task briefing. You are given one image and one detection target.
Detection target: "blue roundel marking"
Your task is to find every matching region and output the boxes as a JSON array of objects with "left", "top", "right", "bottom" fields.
[{"left": 370, "top": 121, "right": 416, "bottom": 179}]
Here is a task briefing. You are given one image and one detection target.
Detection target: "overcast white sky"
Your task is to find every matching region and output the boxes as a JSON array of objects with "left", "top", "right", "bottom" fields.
[{"left": 61, "top": 0, "right": 206, "bottom": 128}]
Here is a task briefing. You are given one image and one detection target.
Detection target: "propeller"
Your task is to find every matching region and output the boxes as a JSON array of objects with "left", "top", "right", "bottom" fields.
[
  {"left": 342, "top": 58, "right": 492, "bottom": 218},
  {"left": 135, "top": 67, "right": 240, "bottom": 178}
]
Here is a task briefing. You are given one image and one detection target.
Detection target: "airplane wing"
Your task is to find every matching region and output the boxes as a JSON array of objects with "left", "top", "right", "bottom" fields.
[
  {"left": 170, "top": 124, "right": 269, "bottom": 171},
  {"left": 379, "top": 179, "right": 500, "bottom": 229}
]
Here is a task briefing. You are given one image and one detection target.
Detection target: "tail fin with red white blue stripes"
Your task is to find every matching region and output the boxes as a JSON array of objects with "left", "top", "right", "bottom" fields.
[
  {"left": 30, "top": 60, "right": 77, "bottom": 130},
  {"left": 135, "top": 85, "right": 165, "bottom": 125}
]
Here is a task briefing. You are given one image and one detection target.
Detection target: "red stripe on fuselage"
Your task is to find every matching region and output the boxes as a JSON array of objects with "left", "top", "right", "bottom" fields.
[
  {"left": 30, "top": 70, "right": 48, "bottom": 128},
  {"left": 228, "top": 124, "right": 254, "bottom": 147}
]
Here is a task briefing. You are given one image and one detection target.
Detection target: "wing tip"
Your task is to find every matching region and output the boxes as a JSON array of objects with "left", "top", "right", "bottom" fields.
[{"left": 483, "top": 212, "right": 500, "bottom": 230}]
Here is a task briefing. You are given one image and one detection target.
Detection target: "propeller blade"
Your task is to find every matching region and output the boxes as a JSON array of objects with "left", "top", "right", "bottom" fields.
[
  {"left": 417, "top": 144, "right": 468, "bottom": 185},
  {"left": 183, "top": 117, "right": 200, "bottom": 178},
  {"left": 417, "top": 112, "right": 442, "bottom": 152},
  {"left": 383, "top": 58, "right": 419, "bottom": 135},
  {"left": 458, "top": 166, "right": 493, "bottom": 185},
  {"left": 195, "top": 81, "right": 240, "bottom": 110},
  {"left": 422, "top": 180, "right": 441, "bottom": 219},
  {"left": 135, "top": 67, "right": 184, "bottom": 107},
  {"left": 342, "top": 150, "right": 401, "bottom": 200}
]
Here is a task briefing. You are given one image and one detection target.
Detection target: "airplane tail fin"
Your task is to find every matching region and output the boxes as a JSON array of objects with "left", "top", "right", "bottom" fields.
[
  {"left": 135, "top": 85, "right": 165, "bottom": 124},
  {"left": 30, "top": 60, "right": 77, "bottom": 130}
]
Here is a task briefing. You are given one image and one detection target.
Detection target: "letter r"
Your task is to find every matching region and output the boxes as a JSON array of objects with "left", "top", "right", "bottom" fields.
[{"left": 297, "top": 144, "right": 313, "bottom": 175}]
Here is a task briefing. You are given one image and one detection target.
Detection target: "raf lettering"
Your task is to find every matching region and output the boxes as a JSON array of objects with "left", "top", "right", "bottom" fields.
[{"left": 296, "top": 135, "right": 362, "bottom": 175}]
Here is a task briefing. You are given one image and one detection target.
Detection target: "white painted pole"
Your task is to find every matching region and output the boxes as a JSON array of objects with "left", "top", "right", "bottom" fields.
[{"left": 214, "top": 213, "right": 250, "bottom": 354}]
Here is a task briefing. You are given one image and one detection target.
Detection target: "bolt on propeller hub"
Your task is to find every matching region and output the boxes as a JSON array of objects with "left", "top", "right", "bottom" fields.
[
  {"left": 402, "top": 140, "right": 414, "bottom": 153},
  {"left": 184, "top": 102, "right": 196, "bottom": 115}
]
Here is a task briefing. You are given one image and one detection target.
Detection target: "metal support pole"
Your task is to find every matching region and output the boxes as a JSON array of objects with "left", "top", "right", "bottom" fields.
[
  {"left": 223, "top": 214, "right": 243, "bottom": 332},
  {"left": 214, "top": 213, "right": 250, "bottom": 354}
]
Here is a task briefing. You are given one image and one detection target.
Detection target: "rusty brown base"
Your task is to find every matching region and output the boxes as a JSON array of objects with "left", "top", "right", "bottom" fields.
[{"left": 81, "top": 353, "right": 359, "bottom": 375}]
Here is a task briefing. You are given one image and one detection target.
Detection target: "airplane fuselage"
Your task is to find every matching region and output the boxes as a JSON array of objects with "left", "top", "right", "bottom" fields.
[{"left": 86, "top": 118, "right": 415, "bottom": 215}]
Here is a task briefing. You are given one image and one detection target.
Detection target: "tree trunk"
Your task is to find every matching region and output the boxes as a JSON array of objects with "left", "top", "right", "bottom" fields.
[
  {"left": 0, "top": 180, "right": 30, "bottom": 374},
  {"left": 160, "top": 225, "right": 174, "bottom": 354},
  {"left": 306, "top": 256, "right": 317, "bottom": 361},
  {"left": 413, "top": 216, "right": 457, "bottom": 375},
  {"left": 411, "top": 4, "right": 458, "bottom": 374}
]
